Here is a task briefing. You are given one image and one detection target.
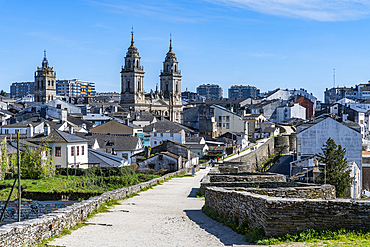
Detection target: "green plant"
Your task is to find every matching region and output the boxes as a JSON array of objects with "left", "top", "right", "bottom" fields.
[
  {"left": 0, "top": 139, "right": 8, "bottom": 179},
  {"left": 318, "top": 137, "right": 352, "bottom": 198}
]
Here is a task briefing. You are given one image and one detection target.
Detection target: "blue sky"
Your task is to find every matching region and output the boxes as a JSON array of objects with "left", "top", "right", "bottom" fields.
[{"left": 1, "top": 1, "right": 370, "bottom": 101}]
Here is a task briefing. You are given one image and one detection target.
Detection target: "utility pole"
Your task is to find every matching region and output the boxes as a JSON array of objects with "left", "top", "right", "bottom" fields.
[{"left": 17, "top": 132, "right": 21, "bottom": 222}]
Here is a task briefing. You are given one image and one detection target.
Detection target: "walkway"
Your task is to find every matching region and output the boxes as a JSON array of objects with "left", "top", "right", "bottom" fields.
[{"left": 50, "top": 168, "right": 250, "bottom": 247}]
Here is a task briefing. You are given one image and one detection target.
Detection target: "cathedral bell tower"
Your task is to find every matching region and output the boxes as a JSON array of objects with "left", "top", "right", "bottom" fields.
[
  {"left": 160, "top": 36, "right": 182, "bottom": 102},
  {"left": 34, "top": 50, "right": 56, "bottom": 103},
  {"left": 120, "top": 29, "right": 145, "bottom": 105}
]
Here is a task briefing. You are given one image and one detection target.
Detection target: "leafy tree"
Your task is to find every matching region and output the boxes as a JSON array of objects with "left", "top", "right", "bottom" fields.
[
  {"left": 317, "top": 137, "right": 352, "bottom": 197},
  {"left": 20, "top": 140, "right": 55, "bottom": 179},
  {"left": 0, "top": 90, "right": 7, "bottom": 97}
]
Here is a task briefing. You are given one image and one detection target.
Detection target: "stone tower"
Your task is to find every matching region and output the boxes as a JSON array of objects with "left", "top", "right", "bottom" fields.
[
  {"left": 34, "top": 50, "right": 56, "bottom": 103},
  {"left": 160, "top": 37, "right": 182, "bottom": 121},
  {"left": 120, "top": 31, "right": 145, "bottom": 105}
]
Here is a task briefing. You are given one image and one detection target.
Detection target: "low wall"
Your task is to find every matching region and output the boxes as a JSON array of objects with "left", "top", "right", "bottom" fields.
[
  {"left": 216, "top": 162, "right": 254, "bottom": 174},
  {"left": 201, "top": 182, "right": 335, "bottom": 199},
  {"left": 208, "top": 172, "right": 286, "bottom": 183},
  {"left": 0, "top": 170, "right": 186, "bottom": 247},
  {"left": 205, "top": 186, "right": 370, "bottom": 237}
]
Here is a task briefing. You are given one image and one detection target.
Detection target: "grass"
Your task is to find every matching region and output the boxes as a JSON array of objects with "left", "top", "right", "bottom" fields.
[
  {"left": 0, "top": 173, "right": 159, "bottom": 200},
  {"left": 36, "top": 170, "right": 190, "bottom": 246},
  {"left": 202, "top": 204, "right": 370, "bottom": 246},
  {"left": 260, "top": 153, "right": 282, "bottom": 172}
]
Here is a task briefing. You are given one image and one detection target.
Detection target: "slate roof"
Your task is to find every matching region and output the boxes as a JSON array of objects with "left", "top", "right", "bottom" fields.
[
  {"left": 143, "top": 120, "right": 195, "bottom": 134},
  {"left": 74, "top": 132, "right": 141, "bottom": 151},
  {"left": 186, "top": 143, "right": 207, "bottom": 149},
  {"left": 185, "top": 136, "right": 204, "bottom": 143},
  {"left": 32, "top": 129, "right": 88, "bottom": 143},
  {"left": 88, "top": 149, "right": 126, "bottom": 167},
  {"left": 67, "top": 116, "right": 94, "bottom": 130}
]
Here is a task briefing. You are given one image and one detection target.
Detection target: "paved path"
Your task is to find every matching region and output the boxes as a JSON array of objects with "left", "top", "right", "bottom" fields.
[{"left": 50, "top": 168, "right": 251, "bottom": 247}]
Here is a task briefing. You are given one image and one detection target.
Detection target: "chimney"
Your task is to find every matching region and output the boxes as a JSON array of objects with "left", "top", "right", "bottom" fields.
[
  {"left": 44, "top": 123, "right": 50, "bottom": 136},
  {"left": 27, "top": 124, "right": 33, "bottom": 138},
  {"left": 69, "top": 126, "right": 74, "bottom": 135},
  {"left": 144, "top": 146, "right": 151, "bottom": 158},
  {"left": 343, "top": 114, "right": 348, "bottom": 123}
]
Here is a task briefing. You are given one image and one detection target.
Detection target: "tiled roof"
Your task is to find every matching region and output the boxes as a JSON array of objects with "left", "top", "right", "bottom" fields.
[
  {"left": 32, "top": 129, "right": 88, "bottom": 143},
  {"left": 143, "top": 120, "right": 195, "bottom": 134}
]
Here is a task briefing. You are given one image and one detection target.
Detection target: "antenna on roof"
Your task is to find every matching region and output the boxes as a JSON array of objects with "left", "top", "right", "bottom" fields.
[{"left": 333, "top": 68, "right": 335, "bottom": 88}]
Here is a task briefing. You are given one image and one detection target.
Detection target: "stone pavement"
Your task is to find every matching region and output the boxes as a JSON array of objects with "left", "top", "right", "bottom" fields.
[{"left": 50, "top": 168, "right": 250, "bottom": 247}]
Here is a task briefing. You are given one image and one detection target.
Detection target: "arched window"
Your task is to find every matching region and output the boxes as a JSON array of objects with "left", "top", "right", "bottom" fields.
[
  {"left": 127, "top": 80, "right": 130, "bottom": 92},
  {"left": 48, "top": 80, "right": 50, "bottom": 86},
  {"left": 136, "top": 60, "right": 139, "bottom": 68},
  {"left": 175, "top": 83, "right": 178, "bottom": 93},
  {"left": 166, "top": 83, "right": 169, "bottom": 92},
  {"left": 128, "top": 60, "right": 131, "bottom": 68},
  {"left": 51, "top": 81, "right": 54, "bottom": 87},
  {"left": 174, "top": 64, "right": 177, "bottom": 72},
  {"left": 167, "top": 64, "right": 169, "bottom": 71}
]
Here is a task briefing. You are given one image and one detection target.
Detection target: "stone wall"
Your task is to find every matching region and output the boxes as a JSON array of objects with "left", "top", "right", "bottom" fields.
[
  {"left": 229, "top": 137, "right": 274, "bottom": 170},
  {"left": 205, "top": 186, "right": 370, "bottom": 237},
  {"left": 208, "top": 172, "right": 286, "bottom": 183},
  {"left": 0, "top": 170, "right": 186, "bottom": 247},
  {"left": 201, "top": 182, "right": 335, "bottom": 199},
  {"left": 216, "top": 161, "right": 254, "bottom": 174}
]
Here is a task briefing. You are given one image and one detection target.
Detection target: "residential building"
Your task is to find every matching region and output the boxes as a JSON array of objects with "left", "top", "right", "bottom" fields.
[
  {"left": 196, "top": 84, "right": 223, "bottom": 99},
  {"left": 10, "top": 82, "right": 35, "bottom": 99},
  {"left": 211, "top": 105, "right": 248, "bottom": 136},
  {"left": 34, "top": 51, "right": 56, "bottom": 103},
  {"left": 88, "top": 149, "right": 129, "bottom": 167},
  {"left": 143, "top": 120, "right": 195, "bottom": 147},
  {"left": 181, "top": 90, "right": 205, "bottom": 105},
  {"left": 185, "top": 136, "right": 208, "bottom": 158},
  {"left": 56, "top": 79, "right": 96, "bottom": 97},
  {"left": 46, "top": 99, "right": 82, "bottom": 114},
  {"left": 83, "top": 113, "right": 113, "bottom": 126},
  {"left": 182, "top": 105, "right": 219, "bottom": 138},
  {"left": 294, "top": 96, "right": 314, "bottom": 119},
  {"left": 75, "top": 132, "right": 144, "bottom": 164},
  {"left": 228, "top": 85, "right": 260, "bottom": 99},
  {"left": 30, "top": 129, "right": 89, "bottom": 169},
  {"left": 244, "top": 114, "right": 267, "bottom": 136},
  {"left": 274, "top": 103, "right": 306, "bottom": 123},
  {"left": 89, "top": 120, "right": 143, "bottom": 136},
  {"left": 296, "top": 116, "right": 362, "bottom": 186},
  {"left": 246, "top": 99, "right": 283, "bottom": 120}
]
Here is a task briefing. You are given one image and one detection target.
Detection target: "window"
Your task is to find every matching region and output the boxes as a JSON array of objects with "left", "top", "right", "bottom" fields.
[
  {"left": 77, "top": 146, "right": 79, "bottom": 156},
  {"left": 154, "top": 141, "right": 157, "bottom": 145},
  {"left": 226, "top": 123, "right": 230, "bottom": 129},
  {"left": 219, "top": 116, "right": 222, "bottom": 121},
  {"left": 122, "top": 153, "right": 128, "bottom": 159},
  {"left": 223, "top": 116, "right": 225, "bottom": 120},
  {"left": 161, "top": 133, "right": 163, "bottom": 137},
  {"left": 81, "top": 146, "right": 84, "bottom": 155},
  {"left": 71, "top": 146, "right": 74, "bottom": 156},
  {"left": 154, "top": 133, "right": 157, "bottom": 137},
  {"left": 223, "top": 123, "right": 225, "bottom": 127},
  {"left": 226, "top": 116, "right": 230, "bottom": 122},
  {"left": 170, "top": 133, "right": 174, "bottom": 137},
  {"left": 159, "top": 154, "right": 163, "bottom": 160},
  {"left": 55, "top": 147, "right": 61, "bottom": 157}
]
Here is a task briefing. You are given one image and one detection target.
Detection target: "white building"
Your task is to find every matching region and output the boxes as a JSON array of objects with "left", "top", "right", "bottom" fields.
[
  {"left": 296, "top": 117, "right": 363, "bottom": 187},
  {"left": 31, "top": 128, "right": 89, "bottom": 169},
  {"left": 211, "top": 104, "right": 248, "bottom": 136},
  {"left": 275, "top": 103, "right": 306, "bottom": 123}
]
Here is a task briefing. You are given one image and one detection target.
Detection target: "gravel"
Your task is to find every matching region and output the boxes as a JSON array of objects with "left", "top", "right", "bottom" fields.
[{"left": 50, "top": 168, "right": 251, "bottom": 247}]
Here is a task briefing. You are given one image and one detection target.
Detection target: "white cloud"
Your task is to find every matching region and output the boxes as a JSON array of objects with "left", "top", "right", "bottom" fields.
[{"left": 210, "top": 0, "right": 370, "bottom": 21}]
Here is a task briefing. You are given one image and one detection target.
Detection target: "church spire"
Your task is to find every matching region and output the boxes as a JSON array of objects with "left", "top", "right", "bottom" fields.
[
  {"left": 42, "top": 49, "right": 49, "bottom": 68},
  {"left": 169, "top": 33, "right": 172, "bottom": 52},
  {"left": 129, "top": 26, "right": 135, "bottom": 49}
]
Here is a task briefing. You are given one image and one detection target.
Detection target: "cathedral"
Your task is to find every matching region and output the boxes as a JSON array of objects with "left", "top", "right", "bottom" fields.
[
  {"left": 34, "top": 51, "right": 56, "bottom": 103},
  {"left": 120, "top": 32, "right": 183, "bottom": 123}
]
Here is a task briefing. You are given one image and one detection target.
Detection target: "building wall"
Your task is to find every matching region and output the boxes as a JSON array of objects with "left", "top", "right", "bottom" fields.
[
  {"left": 196, "top": 84, "right": 223, "bottom": 98},
  {"left": 212, "top": 106, "right": 247, "bottom": 135},
  {"left": 10, "top": 82, "right": 35, "bottom": 98},
  {"left": 297, "top": 118, "right": 363, "bottom": 185},
  {"left": 51, "top": 142, "right": 88, "bottom": 169},
  {"left": 150, "top": 131, "right": 185, "bottom": 147},
  {"left": 138, "top": 154, "right": 180, "bottom": 172}
]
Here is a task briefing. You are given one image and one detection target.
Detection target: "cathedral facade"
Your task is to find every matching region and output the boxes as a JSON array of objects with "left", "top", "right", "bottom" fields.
[{"left": 120, "top": 32, "right": 183, "bottom": 123}]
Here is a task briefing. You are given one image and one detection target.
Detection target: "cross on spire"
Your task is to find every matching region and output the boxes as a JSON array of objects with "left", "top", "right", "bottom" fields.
[
  {"left": 131, "top": 26, "right": 135, "bottom": 47},
  {"left": 43, "top": 49, "right": 47, "bottom": 59},
  {"left": 169, "top": 33, "right": 172, "bottom": 52}
]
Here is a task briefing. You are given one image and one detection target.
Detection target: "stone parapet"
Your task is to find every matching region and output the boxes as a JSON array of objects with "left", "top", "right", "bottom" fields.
[
  {"left": 0, "top": 170, "right": 186, "bottom": 247},
  {"left": 205, "top": 186, "right": 370, "bottom": 237}
]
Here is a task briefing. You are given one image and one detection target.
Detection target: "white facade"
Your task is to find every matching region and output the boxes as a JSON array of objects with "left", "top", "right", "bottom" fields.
[
  {"left": 275, "top": 103, "right": 306, "bottom": 123},
  {"left": 150, "top": 130, "right": 185, "bottom": 147},
  {"left": 297, "top": 117, "right": 363, "bottom": 186},
  {"left": 51, "top": 142, "right": 89, "bottom": 169},
  {"left": 211, "top": 105, "right": 247, "bottom": 135}
]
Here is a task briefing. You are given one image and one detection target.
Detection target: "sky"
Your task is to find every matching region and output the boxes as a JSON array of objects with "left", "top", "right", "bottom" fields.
[{"left": 1, "top": 1, "right": 370, "bottom": 101}]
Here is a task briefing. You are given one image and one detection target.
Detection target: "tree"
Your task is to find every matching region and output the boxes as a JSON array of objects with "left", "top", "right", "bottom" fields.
[
  {"left": 0, "top": 90, "right": 7, "bottom": 97},
  {"left": 317, "top": 137, "right": 352, "bottom": 197},
  {"left": 20, "top": 139, "right": 55, "bottom": 179}
]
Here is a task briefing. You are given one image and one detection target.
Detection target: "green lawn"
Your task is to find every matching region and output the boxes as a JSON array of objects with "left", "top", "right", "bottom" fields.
[{"left": 0, "top": 173, "right": 159, "bottom": 200}]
